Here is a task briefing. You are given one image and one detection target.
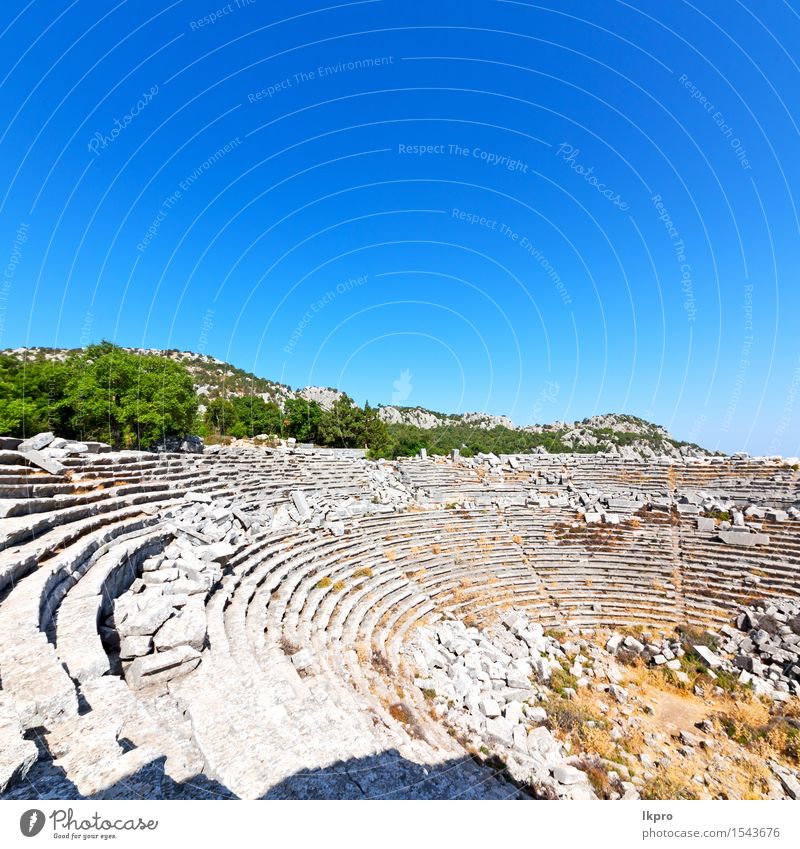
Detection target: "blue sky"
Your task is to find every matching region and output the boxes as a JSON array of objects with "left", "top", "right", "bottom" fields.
[{"left": 0, "top": 0, "right": 799, "bottom": 455}]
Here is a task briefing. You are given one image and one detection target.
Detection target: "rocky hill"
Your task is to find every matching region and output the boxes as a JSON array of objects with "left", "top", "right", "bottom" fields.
[{"left": 2, "top": 346, "right": 713, "bottom": 457}]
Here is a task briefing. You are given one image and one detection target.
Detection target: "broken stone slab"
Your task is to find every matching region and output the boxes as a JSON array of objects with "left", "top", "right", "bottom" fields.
[
  {"left": 552, "top": 763, "right": 588, "bottom": 785},
  {"left": 153, "top": 601, "right": 207, "bottom": 652},
  {"left": 114, "top": 593, "right": 175, "bottom": 637},
  {"left": 693, "top": 644, "right": 723, "bottom": 669},
  {"left": 485, "top": 716, "right": 514, "bottom": 746},
  {"left": 19, "top": 448, "right": 65, "bottom": 475},
  {"left": 196, "top": 541, "right": 236, "bottom": 565},
  {"left": 770, "top": 761, "right": 800, "bottom": 800},
  {"left": 185, "top": 491, "right": 213, "bottom": 504},
  {"left": 126, "top": 645, "right": 201, "bottom": 689},
  {"left": 290, "top": 490, "right": 311, "bottom": 521},
  {"left": 119, "top": 635, "right": 154, "bottom": 660},
  {"left": 696, "top": 517, "right": 716, "bottom": 532},
  {"left": 718, "top": 530, "right": 770, "bottom": 547},
  {"left": 18, "top": 431, "right": 55, "bottom": 452}
]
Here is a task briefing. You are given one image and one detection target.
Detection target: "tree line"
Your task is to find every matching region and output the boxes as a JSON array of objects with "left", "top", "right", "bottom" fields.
[
  {"left": 0, "top": 343, "right": 395, "bottom": 455},
  {"left": 1, "top": 342, "right": 627, "bottom": 458}
]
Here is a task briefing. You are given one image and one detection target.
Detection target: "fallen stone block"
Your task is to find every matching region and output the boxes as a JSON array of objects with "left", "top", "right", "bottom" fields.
[
  {"left": 718, "top": 530, "right": 770, "bottom": 547},
  {"left": 552, "top": 763, "right": 587, "bottom": 785},
  {"left": 119, "top": 635, "right": 153, "bottom": 660},
  {"left": 693, "top": 644, "right": 723, "bottom": 669},
  {"left": 126, "top": 645, "right": 201, "bottom": 689},
  {"left": 20, "top": 448, "right": 65, "bottom": 475},
  {"left": 18, "top": 431, "right": 55, "bottom": 452},
  {"left": 153, "top": 601, "right": 207, "bottom": 652}
]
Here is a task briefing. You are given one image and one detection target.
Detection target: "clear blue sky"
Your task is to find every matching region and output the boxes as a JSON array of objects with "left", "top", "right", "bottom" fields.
[{"left": 1, "top": 0, "right": 798, "bottom": 456}]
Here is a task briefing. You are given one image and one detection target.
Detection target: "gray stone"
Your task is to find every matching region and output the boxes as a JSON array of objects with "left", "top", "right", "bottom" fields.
[
  {"left": 119, "top": 635, "right": 153, "bottom": 659},
  {"left": 20, "top": 448, "right": 65, "bottom": 475},
  {"left": 718, "top": 530, "right": 770, "bottom": 547},
  {"left": 485, "top": 716, "right": 513, "bottom": 746},
  {"left": 115, "top": 594, "right": 175, "bottom": 637},
  {"left": 126, "top": 645, "right": 201, "bottom": 689},
  {"left": 526, "top": 706, "right": 547, "bottom": 724},
  {"left": 290, "top": 648, "right": 314, "bottom": 671},
  {"left": 291, "top": 490, "right": 311, "bottom": 521},
  {"left": 480, "top": 697, "right": 501, "bottom": 718},
  {"left": 153, "top": 602, "right": 207, "bottom": 652},
  {"left": 18, "top": 431, "right": 55, "bottom": 451},
  {"left": 553, "top": 763, "right": 587, "bottom": 785},
  {"left": 693, "top": 644, "right": 723, "bottom": 669}
]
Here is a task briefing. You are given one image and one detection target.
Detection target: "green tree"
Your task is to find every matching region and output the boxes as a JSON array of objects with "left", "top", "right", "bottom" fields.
[
  {"left": 65, "top": 342, "right": 198, "bottom": 449},
  {"left": 231, "top": 396, "right": 282, "bottom": 437},
  {"left": 362, "top": 401, "right": 392, "bottom": 457},
  {"left": 283, "top": 398, "right": 323, "bottom": 443},
  {"left": 204, "top": 397, "right": 239, "bottom": 437},
  {"left": 318, "top": 395, "right": 365, "bottom": 447}
]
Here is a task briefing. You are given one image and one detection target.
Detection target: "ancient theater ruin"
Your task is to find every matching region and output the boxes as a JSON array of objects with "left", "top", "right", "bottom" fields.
[{"left": 1, "top": 434, "right": 799, "bottom": 800}]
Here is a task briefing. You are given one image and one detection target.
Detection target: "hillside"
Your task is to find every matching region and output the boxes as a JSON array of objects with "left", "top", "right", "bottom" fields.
[{"left": 1, "top": 346, "right": 713, "bottom": 458}]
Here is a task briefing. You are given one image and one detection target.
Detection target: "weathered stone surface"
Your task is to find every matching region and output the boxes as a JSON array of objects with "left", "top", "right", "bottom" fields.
[
  {"left": 693, "top": 644, "right": 723, "bottom": 669},
  {"left": 718, "top": 530, "right": 770, "bottom": 547},
  {"left": 19, "top": 448, "right": 65, "bottom": 475},
  {"left": 18, "top": 432, "right": 55, "bottom": 451},
  {"left": 552, "top": 763, "right": 587, "bottom": 785},
  {"left": 126, "top": 645, "right": 201, "bottom": 689},
  {"left": 0, "top": 694, "right": 39, "bottom": 792},
  {"left": 153, "top": 601, "right": 207, "bottom": 652},
  {"left": 119, "top": 635, "right": 153, "bottom": 659}
]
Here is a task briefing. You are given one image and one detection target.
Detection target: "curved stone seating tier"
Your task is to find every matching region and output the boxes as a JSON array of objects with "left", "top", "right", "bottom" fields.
[{"left": 1, "top": 445, "right": 798, "bottom": 800}]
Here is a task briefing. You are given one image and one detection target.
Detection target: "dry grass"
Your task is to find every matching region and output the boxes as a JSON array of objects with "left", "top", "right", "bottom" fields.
[
  {"left": 431, "top": 543, "right": 442, "bottom": 555},
  {"left": 353, "top": 567, "right": 373, "bottom": 579},
  {"left": 315, "top": 576, "right": 332, "bottom": 589}
]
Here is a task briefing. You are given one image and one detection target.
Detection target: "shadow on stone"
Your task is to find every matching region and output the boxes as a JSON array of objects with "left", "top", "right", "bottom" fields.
[{"left": 2, "top": 734, "right": 526, "bottom": 800}]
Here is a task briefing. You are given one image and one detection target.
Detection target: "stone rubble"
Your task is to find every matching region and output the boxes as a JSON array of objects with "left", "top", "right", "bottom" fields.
[{"left": 0, "top": 431, "right": 798, "bottom": 800}]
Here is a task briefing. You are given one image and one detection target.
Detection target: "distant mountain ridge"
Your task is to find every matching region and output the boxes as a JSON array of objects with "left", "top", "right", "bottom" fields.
[{"left": 2, "top": 346, "right": 714, "bottom": 457}]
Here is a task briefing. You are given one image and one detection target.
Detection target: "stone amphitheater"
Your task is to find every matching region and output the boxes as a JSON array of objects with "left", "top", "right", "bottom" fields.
[{"left": 1, "top": 433, "right": 799, "bottom": 800}]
